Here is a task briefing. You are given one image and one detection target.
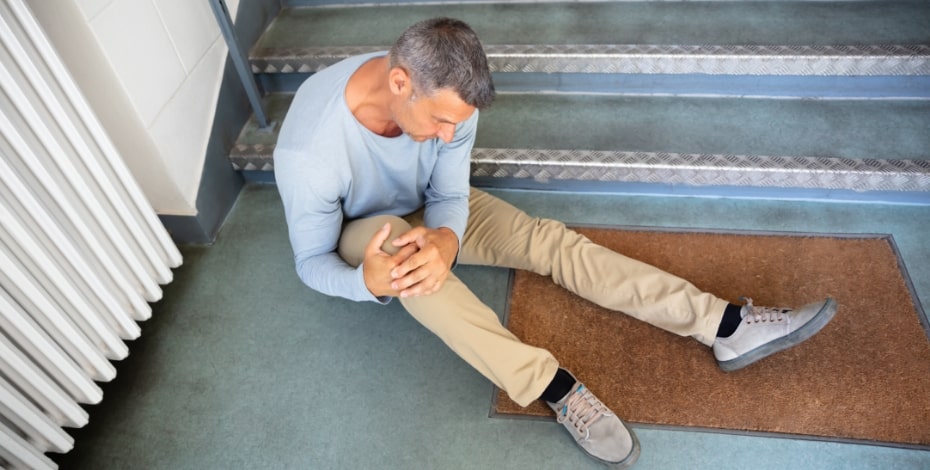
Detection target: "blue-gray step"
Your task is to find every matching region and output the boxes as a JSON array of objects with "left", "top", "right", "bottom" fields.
[
  {"left": 233, "top": 1, "right": 930, "bottom": 201},
  {"left": 231, "top": 93, "right": 930, "bottom": 199},
  {"left": 251, "top": 2, "right": 930, "bottom": 78}
]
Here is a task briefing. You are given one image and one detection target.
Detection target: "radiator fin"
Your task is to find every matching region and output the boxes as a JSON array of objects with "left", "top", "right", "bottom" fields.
[{"left": 0, "top": 1, "right": 183, "bottom": 468}]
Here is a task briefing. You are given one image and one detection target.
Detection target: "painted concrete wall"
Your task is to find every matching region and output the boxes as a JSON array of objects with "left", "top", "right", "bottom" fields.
[{"left": 28, "top": 0, "right": 240, "bottom": 216}]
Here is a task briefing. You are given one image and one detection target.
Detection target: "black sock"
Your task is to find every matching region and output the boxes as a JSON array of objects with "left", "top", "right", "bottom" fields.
[
  {"left": 540, "top": 368, "right": 576, "bottom": 403},
  {"left": 716, "top": 303, "right": 744, "bottom": 338}
]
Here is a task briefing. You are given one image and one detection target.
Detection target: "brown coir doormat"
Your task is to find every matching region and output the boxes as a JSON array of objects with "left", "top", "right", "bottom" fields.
[{"left": 493, "top": 227, "right": 930, "bottom": 448}]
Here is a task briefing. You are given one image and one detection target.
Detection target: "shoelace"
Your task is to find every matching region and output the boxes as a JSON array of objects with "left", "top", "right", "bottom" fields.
[
  {"left": 741, "top": 297, "right": 789, "bottom": 323},
  {"left": 557, "top": 385, "right": 609, "bottom": 439}
]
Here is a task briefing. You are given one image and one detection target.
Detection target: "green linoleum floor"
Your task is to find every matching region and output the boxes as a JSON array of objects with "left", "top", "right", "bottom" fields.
[{"left": 57, "top": 184, "right": 930, "bottom": 469}]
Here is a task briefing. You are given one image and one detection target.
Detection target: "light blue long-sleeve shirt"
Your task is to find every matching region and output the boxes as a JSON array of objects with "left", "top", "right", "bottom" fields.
[{"left": 274, "top": 52, "right": 477, "bottom": 303}]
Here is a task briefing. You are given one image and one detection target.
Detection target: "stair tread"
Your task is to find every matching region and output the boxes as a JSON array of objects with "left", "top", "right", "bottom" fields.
[
  {"left": 476, "top": 94, "right": 930, "bottom": 160},
  {"left": 251, "top": 2, "right": 930, "bottom": 76},
  {"left": 257, "top": 2, "right": 930, "bottom": 49},
  {"left": 234, "top": 93, "right": 929, "bottom": 160},
  {"left": 231, "top": 93, "right": 929, "bottom": 193}
]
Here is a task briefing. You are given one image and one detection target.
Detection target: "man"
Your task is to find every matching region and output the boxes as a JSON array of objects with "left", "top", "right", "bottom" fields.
[{"left": 274, "top": 17, "right": 837, "bottom": 469}]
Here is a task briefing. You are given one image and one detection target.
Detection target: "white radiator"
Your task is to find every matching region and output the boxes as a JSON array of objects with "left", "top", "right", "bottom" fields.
[{"left": 0, "top": 1, "right": 183, "bottom": 468}]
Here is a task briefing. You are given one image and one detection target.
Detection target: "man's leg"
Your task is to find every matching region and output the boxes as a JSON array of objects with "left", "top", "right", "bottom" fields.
[
  {"left": 452, "top": 188, "right": 833, "bottom": 469},
  {"left": 460, "top": 188, "right": 837, "bottom": 373},
  {"left": 338, "top": 214, "right": 559, "bottom": 407},
  {"left": 460, "top": 188, "right": 729, "bottom": 346},
  {"left": 341, "top": 213, "right": 640, "bottom": 468}
]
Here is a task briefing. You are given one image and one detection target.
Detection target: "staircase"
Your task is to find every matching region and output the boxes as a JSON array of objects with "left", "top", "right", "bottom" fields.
[{"left": 228, "top": 0, "right": 930, "bottom": 203}]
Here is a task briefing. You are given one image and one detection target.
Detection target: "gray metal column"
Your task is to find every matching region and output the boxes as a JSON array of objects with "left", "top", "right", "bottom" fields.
[{"left": 208, "top": 0, "right": 273, "bottom": 131}]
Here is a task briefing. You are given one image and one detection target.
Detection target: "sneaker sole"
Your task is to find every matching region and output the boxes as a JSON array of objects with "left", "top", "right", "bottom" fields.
[
  {"left": 584, "top": 419, "right": 641, "bottom": 470},
  {"left": 717, "top": 297, "right": 838, "bottom": 373}
]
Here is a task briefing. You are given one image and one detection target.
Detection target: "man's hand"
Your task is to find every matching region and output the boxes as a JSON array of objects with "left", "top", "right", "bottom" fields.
[
  {"left": 362, "top": 223, "right": 419, "bottom": 298},
  {"left": 389, "top": 226, "right": 459, "bottom": 298}
]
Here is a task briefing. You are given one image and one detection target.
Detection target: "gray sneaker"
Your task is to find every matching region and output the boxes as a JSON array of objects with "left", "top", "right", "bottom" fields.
[
  {"left": 547, "top": 376, "right": 640, "bottom": 469},
  {"left": 713, "top": 297, "right": 838, "bottom": 372}
]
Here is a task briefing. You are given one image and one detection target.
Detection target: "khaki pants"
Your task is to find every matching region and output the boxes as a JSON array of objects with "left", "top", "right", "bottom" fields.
[{"left": 338, "top": 188, "right": 728, "bottom": 407}]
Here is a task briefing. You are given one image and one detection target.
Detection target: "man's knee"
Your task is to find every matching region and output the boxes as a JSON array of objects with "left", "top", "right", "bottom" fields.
[
  {"left": 338, "top": 215, "right": 412, "bottom": 265},
  {"left": 374, "top": 216, "right": 413, "bottom": 255}
]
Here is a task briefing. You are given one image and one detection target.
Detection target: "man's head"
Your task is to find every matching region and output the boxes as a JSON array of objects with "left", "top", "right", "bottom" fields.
[{"left": 388, "top": 17, "right": 495, "bottom": 110}]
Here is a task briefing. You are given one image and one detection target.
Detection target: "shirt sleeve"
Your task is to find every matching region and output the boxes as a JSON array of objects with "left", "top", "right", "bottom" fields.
[
  {"left": 422, "top": 110, "right": 478, "bottom": 249},
  {"left": 274, "top": 148, "right": 386, "bottom": 304}
]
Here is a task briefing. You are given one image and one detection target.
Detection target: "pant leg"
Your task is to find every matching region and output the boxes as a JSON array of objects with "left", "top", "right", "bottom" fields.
[
  {"left": 338, "top": 214, "right": 559, "bottom": 407},
  {"left": 460, "top": 188, "right": 728, "bottom": 346}
]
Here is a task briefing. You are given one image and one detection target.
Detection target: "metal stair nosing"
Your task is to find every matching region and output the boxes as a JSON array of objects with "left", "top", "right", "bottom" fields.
[
  {"left": 250, "top": 44, "right": 930, "bottom": 76},
  {"left": 232, "top": 138, "right": 930, "bottom": 197},
  {"left": 469, "top": 149, "right": 930, "bottom": 195}
]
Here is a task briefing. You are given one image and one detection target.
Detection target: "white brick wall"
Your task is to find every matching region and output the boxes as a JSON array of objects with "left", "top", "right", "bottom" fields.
[{"left": 71, "top": 0, "right": 239, "bottom": 213}]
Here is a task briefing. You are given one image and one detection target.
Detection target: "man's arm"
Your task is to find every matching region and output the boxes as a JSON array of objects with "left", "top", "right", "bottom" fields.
[
  {"left": 386, "top": 111, "right": 478, "bottom": 298},
  {"left": 421, "top": 111, "right": 478, "bottom": 246},
  {"left": 275, "top": 148, "right": 387, "bottom": 303}
]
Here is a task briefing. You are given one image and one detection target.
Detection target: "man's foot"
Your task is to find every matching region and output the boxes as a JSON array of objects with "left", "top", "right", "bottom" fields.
[
  {"left": 713, "top": 297, "right": 838, "bottom": 372},
  {"left": 547, "top": 375, "right": 640, "bottom": 469}
]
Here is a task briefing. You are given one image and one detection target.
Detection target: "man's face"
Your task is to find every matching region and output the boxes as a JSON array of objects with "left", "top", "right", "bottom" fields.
[{"left": 391, "top": 86, "right": 476, "bottom": 144}]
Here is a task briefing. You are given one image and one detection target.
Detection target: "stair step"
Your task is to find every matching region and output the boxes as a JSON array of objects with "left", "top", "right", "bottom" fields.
[
  {"left": 231, "top": 93, "right": 930, "bottom": 196},
  {"left": 476, "top": 95, "right": 930, "bottom": 159},
  {"left": 229, "top": 93, "right": 293, "bottom": 171},
  {"left": 232, "top": 1, "right": 930, "bottom": 200},
  {"left": 251, "top": 2, "right": 930, "bottom": 76}
]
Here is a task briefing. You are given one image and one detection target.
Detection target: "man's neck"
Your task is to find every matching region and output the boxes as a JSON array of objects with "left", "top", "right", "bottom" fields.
[{"left": 345, "top": 56, "right": 402, "bottom": 137}]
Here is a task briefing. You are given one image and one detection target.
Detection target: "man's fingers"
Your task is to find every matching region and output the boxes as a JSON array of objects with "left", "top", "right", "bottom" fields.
[
  {"left": 381, "top": 226, "right": 454, "bottom": 298},
  {"left": 366, "top": 223, "right": 392, "bottom": 255},
  {"left": 391, "top": 226, "right": 426, "bottom": 247},
  {"left": 392, "top": 243, "right": 418, "bottom": 263},
  {"left": 394, "top": 250, "right": 436, "bottom": 280},
  {"left": 398, "top": 270, "right": 447, "bottom": 298},
  {"left": 392, "top": 261, "right": 430, "bottom": 290}
]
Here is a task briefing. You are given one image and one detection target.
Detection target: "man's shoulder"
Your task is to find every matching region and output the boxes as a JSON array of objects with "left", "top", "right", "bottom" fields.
[
  {"left": 295, "top": 51, "right": 386, "bottom": 99},
  {"left": 277, "top": 52, "right": 386, "bottom": 150}
]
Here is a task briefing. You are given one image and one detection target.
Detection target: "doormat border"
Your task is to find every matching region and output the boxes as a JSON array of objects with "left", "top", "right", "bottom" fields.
[{"left": 488, "top": 224, "right": 930, "bottom": 452}]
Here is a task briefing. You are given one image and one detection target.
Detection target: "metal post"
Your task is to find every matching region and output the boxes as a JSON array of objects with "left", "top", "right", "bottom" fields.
[{"left": 208, "top": 0, "right": 274, "bottom": 132}]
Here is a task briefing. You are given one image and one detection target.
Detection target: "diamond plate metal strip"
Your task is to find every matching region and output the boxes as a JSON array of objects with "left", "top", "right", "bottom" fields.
[
  {"left": 230, "top": 143, "right": 275, "bottom": 171},
  {"left": 250, "top": 45, "right": 384, "bottom": 73},
  {"left": 470, "top": 149, "right": 930, "bottom": 192},
  {"left": 228, "top": 145, "right": 930, "bottom": 192},
  {"left": 250, "top": 44, "right": 930, "bottom": 76}
]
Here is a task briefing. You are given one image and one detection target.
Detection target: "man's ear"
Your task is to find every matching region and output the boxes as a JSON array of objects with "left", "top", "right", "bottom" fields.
[{"left": 388, "top": 67, "right": 411, "bottom": 97}]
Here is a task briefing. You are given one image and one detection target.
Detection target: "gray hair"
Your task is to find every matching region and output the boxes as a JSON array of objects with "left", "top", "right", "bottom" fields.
[{"left": 388, "top": 17, "right": 495, "bottom": 109}]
